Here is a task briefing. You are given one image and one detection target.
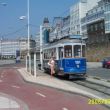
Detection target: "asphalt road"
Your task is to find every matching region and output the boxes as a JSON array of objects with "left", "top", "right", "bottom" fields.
[
  {"left": 0, "top": 65, "right": 108, "bottom": 110},
  {"left": 87, "top": 67, "right": 110, "bottom": 80}
]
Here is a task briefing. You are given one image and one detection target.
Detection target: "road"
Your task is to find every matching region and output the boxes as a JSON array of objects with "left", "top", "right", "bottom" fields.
[
  {"left": 0, "top": 64, "right": 109, "bottom": 110},
  {"left": 87, "top": 68, "right": 110, "bottom": 80},
  {"left": 1, "top": 60, "right": 110, "bottom": 80}
]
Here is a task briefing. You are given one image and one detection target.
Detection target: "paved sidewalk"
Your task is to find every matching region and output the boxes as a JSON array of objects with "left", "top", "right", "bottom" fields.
[
  {"left": 0, "top": 93, "right": 20, "bottom": 109},
  {"left": 0, "top": 93, "right": 28, "bottom": 110},
  {"left": 87, "top": 62, "right": 102, "bottom": 68},
  {"left": 18, "top": 68, "right": 104, "bottom": 99}
]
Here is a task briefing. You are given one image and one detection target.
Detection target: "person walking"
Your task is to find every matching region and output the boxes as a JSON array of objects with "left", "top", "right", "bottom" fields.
[{"left": 48, "top": 57, "right": 55, "bottom": 77}]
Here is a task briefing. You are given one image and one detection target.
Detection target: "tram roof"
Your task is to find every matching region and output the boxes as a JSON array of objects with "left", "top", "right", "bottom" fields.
[{"left": 43, "top": 38, "right": 85, "bottom": 50}]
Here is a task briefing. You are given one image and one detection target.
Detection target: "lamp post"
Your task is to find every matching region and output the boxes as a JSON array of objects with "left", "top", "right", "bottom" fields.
[
  {"left": 27, "top": 0, "right": 30, "bottom": 52},
  {"left": 20, "top": 0, "right": 31, "bottom": 74},
  {"left": 40, "top": 25, "right": 43, "bottom": 70},
  {"left": 27, "top": 0, "right": 31, "bottom": 73}
]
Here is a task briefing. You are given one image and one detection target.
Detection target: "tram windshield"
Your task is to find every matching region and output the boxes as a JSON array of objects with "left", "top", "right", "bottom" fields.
[
  {"left": 74, "top": 45, "right": 81, "bottom": 57},
  {"left": 74, "top": 45, "right": 86, "bottom": 57}
]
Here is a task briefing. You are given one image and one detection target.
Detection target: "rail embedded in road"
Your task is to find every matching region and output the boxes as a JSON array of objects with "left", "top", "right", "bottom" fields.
[{"left": 73, "top": 80, "right": 110, "bottom": 96}]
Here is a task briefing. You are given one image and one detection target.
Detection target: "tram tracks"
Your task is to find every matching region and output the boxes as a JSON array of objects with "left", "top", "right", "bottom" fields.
[{"left": 73, "top": 80, "right": 110, "bottom": 96}]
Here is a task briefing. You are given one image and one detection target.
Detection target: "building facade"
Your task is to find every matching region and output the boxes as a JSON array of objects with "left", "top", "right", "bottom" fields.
[
  {"left": 49, "top": 16, "right": 70, "bottom": 42},
  {"left": 0, "top": 38, "right": 36, "bottom": 59},
  {"left": 0, "top": 39, "right": 20, "bottom": 59},
  {"left": 70, "top": 0, "right": 100, "bottom": 38},
  {"left": 81, "top": 0, "right": 110, "bottom": 44}
]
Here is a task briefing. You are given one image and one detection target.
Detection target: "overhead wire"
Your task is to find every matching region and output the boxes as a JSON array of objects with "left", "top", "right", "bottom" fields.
[{"left": 1, "top": 25, "right": 27, "bottom": 37}]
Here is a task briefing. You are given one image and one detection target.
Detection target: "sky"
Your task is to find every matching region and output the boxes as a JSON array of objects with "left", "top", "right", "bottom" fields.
[{"left": 0, "top": 0, "right": 77, "bottom": 39}]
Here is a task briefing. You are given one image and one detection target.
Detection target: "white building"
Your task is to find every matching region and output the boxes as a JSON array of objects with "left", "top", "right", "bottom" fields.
[
  {"left": 70, "top": 0, "right": 100, "bottom": 37},
  {"left": 81, "top": 0, "right": 110, "bottom": 43},
  {"left": 0, "top": 39, "right": 20, "bottom": 59},
  {"left": 49, "top": 17, "right": 63, "bottom": 42},
  {"left": 0, "top": 38, "right": 36, "bottom": 59},
  {"left": 49, "top": 16, "right": 70, "bottom": 42},
  {"left": 104, "top": 0, "right": 110, "bottom": 34},
  {"left": 81, "top": 0, "right": 105, "bottom": 39}
]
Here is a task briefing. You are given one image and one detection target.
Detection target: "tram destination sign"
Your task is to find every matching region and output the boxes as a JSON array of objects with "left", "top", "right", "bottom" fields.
[{"left": 70, "top": 35, "right": 82, "bottom": 39}]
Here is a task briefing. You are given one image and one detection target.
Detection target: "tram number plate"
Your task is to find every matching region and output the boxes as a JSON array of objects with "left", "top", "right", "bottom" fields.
[{"left": 75, "top": 61, "right": 81, "bottom": 68}]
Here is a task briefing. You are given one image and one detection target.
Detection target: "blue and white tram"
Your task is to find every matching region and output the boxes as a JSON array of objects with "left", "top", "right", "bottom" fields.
[{"left": 43, "top": 39, "right": 87, "bottom": 79}]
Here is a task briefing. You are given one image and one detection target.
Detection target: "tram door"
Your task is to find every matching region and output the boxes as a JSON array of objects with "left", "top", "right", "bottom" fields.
[
  {"left": 58, "top": 47, "right": 64, "bottom": 69},
  {"left": 59, "top": 47, "right": 63, "bottom": 59}
]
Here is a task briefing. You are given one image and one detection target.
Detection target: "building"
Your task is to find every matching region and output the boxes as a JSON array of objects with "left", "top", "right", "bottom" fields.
[
  {"left": 0, "top": 39, "right": 20, "bottom": 59},
  {"left": 70, "top": 0, "right": 100, "bottom": 38},
  {"left": 104, "top": 0, "right": 110, "bottom": 42},
  {"left": 19, "top": 37, "right": 36, "bottom": 58},
  {"left": 61, "top": 16, "right": 70, "bottom": 38},
  {"left": 0, "top": 38, "right": 36, "bottom": 59},
  {"left": 81, "top": 0, "right": 110, "bottom": 44},
  {"left": 49, "top": 16, "right": 70, "bottom": 42},
  {"left": 49, "top": 17, "right": 63, "bottom": 42}
]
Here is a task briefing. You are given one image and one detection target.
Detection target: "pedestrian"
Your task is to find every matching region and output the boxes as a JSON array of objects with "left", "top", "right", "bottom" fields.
[{"left": 48, "top": 57, "right": 55, "bottom": 77}]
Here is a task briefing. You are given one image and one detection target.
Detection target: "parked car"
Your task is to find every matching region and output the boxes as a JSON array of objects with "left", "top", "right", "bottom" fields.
[{"left": 102, "top": 57, "right": 110, "bottom": 68}]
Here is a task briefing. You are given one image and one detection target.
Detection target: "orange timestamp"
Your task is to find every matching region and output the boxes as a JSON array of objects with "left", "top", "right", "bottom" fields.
[{"left": 88, "top": 99, "right": 110, "bottom": 104}]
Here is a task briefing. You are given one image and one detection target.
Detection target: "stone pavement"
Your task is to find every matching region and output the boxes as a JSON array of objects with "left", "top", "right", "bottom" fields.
[
  {"left": 0, "top": 93, "right": 20, "bottom": 109},
  {"left": 18, "top": 68, "right": 104, "bottom": 99},
  {"left": 0, "top": 93, "right": 28, "bottom": 110}
]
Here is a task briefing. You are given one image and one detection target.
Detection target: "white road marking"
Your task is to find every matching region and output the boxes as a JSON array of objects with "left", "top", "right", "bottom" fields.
[
  {"left": 36, "top": 92, "right": 46, "bottom": 98},
  {"left": 11, "top": 85, "right": 20, "bottom": 89},
  {"left": 62, "top": 107, "right": 69, "bottom": 110},
  {"left": 13, "top": 67, "right": 18, "bottom": 69}
]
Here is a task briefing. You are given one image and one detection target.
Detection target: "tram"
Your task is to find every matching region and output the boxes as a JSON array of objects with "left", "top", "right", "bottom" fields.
[{"left": 42, "top": 38, "right": 87, "bottom": 79}]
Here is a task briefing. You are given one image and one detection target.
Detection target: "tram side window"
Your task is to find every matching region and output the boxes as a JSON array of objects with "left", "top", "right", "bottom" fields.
[
  {"left": 64, "top": 45, "right": 72, "bottom": 58},
  {"left": 74, "top": 45, "right": 81, "bottom": 57}
]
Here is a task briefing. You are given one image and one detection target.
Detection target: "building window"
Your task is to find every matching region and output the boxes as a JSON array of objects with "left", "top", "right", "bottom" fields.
[
  {"left": 95, "top": 24, "right": 98, "bottom": 31},
  {"left": 100, "top": 22, "right": 104, "bottom": 29},
  {"left": 90, "top": 25, "right": 94, "bottom": 31}
]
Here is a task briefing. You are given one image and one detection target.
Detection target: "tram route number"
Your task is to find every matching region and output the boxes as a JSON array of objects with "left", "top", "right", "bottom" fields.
[{"left": 88, "top": 99, "right": 110, "bottom": 104}]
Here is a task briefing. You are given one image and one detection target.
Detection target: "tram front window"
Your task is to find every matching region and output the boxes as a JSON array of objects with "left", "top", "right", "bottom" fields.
[
  {"left": 64, "top": 45, "right": 72, "bottom": 58},
  {"left": 74, "top": 45, "right": 81, "bottom": 57}
]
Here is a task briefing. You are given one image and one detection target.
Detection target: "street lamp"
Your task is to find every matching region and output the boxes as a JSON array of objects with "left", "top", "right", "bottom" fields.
[
  {"left": 19, "top": 0, "right": 31, "bottom": 73},
  {"left": 27, "top": 0, "right": 30, "bottom": 52},
  {"left": 27, "top": 0, "right": 31, "bottom": 73}
]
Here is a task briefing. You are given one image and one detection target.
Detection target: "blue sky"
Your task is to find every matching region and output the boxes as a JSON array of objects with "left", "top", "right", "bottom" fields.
[{"left": 0, "top": 0, "right": 77, "bottom": 39}]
